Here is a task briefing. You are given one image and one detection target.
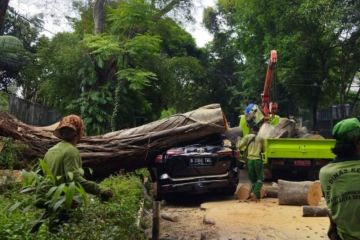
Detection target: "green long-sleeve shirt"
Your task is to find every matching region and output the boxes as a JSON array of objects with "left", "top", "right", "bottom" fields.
[
  {"left": 237, "top": 134, "right": 263, "bottom": 160},
  {"left": 44, "top": 141, "right": 103, "bottom": 196},
  {"left": 319, "top": 160, "right": 360, "bottom": 240}
]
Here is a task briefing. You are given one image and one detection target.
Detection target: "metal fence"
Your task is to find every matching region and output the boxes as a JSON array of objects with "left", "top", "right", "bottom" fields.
[
  {"left": 316, "top": 104, "right": 352, "bottom": 137},
  {"left": 7, "top": 94, "right": 61, "bottom": 126}
]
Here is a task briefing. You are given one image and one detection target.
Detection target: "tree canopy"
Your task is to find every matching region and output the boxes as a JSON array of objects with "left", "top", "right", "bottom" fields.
[{"left": 2, "top": 0, "right": 360, "bottom": 132}]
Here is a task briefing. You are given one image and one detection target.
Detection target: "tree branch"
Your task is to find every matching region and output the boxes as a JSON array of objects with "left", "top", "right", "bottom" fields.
[
  {"left": 153, "top": 0, "right": 182, "bottom": 20},
  {"left": 0, "top": 0, "right": 10, "bottom": 35}
]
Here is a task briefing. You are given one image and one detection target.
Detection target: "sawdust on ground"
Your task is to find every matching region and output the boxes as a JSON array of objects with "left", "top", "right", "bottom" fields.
[{"left": 160, "top": 196, "right": 329, "bottom": 240}]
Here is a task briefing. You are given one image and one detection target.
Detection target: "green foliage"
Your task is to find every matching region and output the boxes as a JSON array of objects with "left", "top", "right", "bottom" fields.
[
  {"left": 0, "top": 184, "right": 44, "bottom": 240},
  {"left": 107, "top": 0, "right": 154, "bottom": 35},
  {"left": 37, "top": 33, "right": 94, "bottom": 113},
  {"left": 0, "top": 138, "right": 27, "bottom": 169},
  {"left": 1, "top": 7, "right": 42, "bottom": 93},
  {"left": 160, "top": 108, "right": 177, "bottom": 119},
  {"left": 12, "top": 0, "right": 213, "bottom": 131},
  {"left": 84, "top": 34, "right": 122, "bottom": 68},
  {"left": 67, "top": 86, "right": 113, "bottom": 135},
  {"left": 125, "top": 34, "right": 161, "bottom": 64},
  {"left": 0, "top": 91, "right": 8, "bottom": 111},
  {"left": 18, "top": 159, "right": 90, "bottom": 228},
  {"left": 0, "top": 174, "right": 147, "bottom": 240},
  {"left": 203, "top": 0, "right": 360, "bottom": 126},
  {"left": 164, "top": 56, "right": 207, "bottom": 112}
]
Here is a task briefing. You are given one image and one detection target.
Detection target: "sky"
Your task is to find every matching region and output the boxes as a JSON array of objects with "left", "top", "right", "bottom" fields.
[{"left": 8, "top": 0, "right": 216, "bottom": 47}]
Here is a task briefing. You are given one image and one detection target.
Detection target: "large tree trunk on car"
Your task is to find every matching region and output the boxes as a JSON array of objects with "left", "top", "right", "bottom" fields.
[
  {"left": 0, "top": 104, "right": 227, "bottom": 178},
  {"left": 278, "top": 180, "right": 322, "bottom": 206}
]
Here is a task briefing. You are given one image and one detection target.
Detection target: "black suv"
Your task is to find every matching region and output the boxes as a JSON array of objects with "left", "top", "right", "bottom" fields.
[{"left": 151, "top": 140, "right": 240, "bottom": 199}]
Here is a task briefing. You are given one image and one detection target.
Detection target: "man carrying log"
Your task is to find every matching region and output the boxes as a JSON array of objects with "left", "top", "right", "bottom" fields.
[
  {"left": 237, "top": 125, "right": 264, "bottom": 201},
  {"left": 319, "top": 118, "right": 360, "bottom": 240}
]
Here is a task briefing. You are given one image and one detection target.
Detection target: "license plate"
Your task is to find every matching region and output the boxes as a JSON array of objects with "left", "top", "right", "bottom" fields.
[{"left": 189, "top": 158, "right": 213, "bottom": 166}]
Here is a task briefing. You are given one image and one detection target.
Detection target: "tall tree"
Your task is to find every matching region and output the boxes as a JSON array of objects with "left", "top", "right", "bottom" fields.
[
  {"left": 0, "top": 0, "right": 10, "bottom": 34},
  {"left": 93, "top": 0, "right": 106, "bottom": 34}
]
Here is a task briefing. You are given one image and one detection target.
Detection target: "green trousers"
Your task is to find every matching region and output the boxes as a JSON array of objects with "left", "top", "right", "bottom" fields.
[{"left": 247, "top": 159, "right": 264, "bottom": 198}]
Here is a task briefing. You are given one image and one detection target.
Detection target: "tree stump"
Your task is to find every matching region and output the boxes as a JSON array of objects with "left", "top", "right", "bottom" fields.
[
  {"left": 302, "top": 206, "right": 329, "bottom": 217},
  {"left": 278, "top": 179, "right": 322, "bottom": 206}
]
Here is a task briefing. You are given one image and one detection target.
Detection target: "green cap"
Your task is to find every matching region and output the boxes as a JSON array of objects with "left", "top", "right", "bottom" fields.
[{"left": 332, "top": 118, "right": 360, "bottom": 143}]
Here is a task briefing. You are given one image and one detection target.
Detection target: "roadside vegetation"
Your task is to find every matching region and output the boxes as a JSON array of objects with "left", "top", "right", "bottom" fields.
[{"left": 0, "top": 172, "right": 150, "bottom": 240}]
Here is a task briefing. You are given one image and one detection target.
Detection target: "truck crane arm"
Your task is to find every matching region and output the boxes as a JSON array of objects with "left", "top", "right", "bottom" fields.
[{"left": 261, "top": 50, "right": 278, "bottom": 121}]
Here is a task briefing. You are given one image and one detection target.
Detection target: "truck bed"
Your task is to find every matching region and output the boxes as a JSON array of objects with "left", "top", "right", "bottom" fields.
[{"left": 263, "top": 138, "right": 336, "bottom": 164}]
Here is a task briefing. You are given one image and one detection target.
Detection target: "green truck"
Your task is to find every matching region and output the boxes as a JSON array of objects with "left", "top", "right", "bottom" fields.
[{"left": 262, "top": 138, "right": 336, "bottom": 180}]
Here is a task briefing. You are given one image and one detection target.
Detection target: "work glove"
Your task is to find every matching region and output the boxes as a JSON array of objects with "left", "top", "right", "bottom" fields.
[{"left": 100, "top": 189, "right": 113, "bottom": 201}]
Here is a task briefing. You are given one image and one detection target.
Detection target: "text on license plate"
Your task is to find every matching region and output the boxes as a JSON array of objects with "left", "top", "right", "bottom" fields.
[{"left": 189, "top": 158, "right": 213, "bottom": 166}]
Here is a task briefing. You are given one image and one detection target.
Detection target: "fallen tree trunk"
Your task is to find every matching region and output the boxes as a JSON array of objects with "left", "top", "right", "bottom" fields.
[
  {"left": 302, "top": 206, "right": 329, "bottom": 217},
  {"left": 0, "top": 104, "right": 227, "bottom": 178},
  {"left": 278, "top": 179, "right": 322, "bottom": 206}
]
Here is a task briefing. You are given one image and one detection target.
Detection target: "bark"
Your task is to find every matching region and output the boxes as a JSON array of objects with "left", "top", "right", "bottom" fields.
[
  {"left": 0, "top": 0, "right": 10, "bottom": 35},
  {"left": 0, "top": 104, "right": 227, "bottom": 178},
  {"left": 278, "top": 180, "right": 322, "bottom": 206},
  {"left": 264, "top": 185, "right": 278, "bottom": 198},
  {"left": 234, "top": 183, "right": 250, "bottom": 200},
  {"left": 234, "top": 183, "right": 265, "bottom": 200},
  {"left": 93, "top": 0, "right": 106, "bottom": 34},
  {"left": 302, "top": 206, "right": 329, "bottom": 217}
]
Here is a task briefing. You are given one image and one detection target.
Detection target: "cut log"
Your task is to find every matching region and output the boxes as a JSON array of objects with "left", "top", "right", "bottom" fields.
[
  {"left": 264, "top": 185, "right": 279, "bottom": 198},
  {"left": 302, "top": 206, "right": 329, "bottom": 217},
  {"left": 278, "top": 179, "right": 322, "bottom": 206},
  {"left": 234, "top": 183, "right": 265, "bottom": 200},
  {"left": 234, "top": 184, "right": 250, "bottom": 200},
  {"left": 0, "top": 104, "right": 227, "bottom": 178}
]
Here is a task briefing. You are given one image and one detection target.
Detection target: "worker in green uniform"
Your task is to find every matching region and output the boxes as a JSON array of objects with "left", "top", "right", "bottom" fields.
[
  {"left": 237, "top": 126, "right": 264, "bottom": 200},
  {"left": 31, "top": 115, "right": 112, "bottom": 232},
  {"left": 239, "top": 103, "right": 280, "bottom": 139},
  {"left": 319, "top": 118, "right": 360, "bottom": 240},
  {"left": 44, "top": 114, "right": 112, "bottom": 199}
]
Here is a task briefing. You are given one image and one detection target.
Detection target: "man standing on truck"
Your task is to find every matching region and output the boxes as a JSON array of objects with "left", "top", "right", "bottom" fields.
[
  {"left": 239, "top": 103, "right": 280, "bottom": 138},
  {"left": 237, "top": 125, "right": 264, "bottom": 201},
  {"left": 319, "top": 118, "right": 360, "bottom": 240}
]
